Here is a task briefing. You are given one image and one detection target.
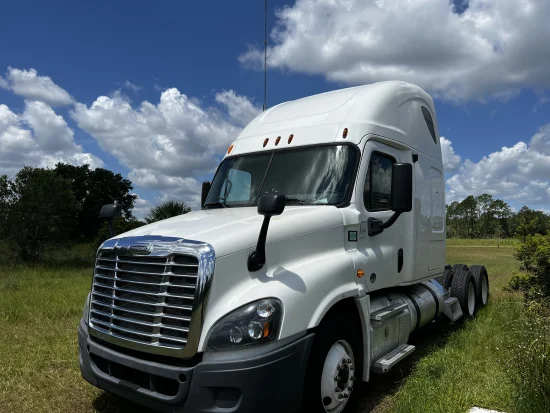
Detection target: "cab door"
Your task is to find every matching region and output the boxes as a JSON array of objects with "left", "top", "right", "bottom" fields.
[{"left": 357, "top": 140, "right": 410, "bottom": 291}]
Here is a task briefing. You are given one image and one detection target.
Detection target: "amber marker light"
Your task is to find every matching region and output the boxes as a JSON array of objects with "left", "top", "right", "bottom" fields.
[
  {"left": 357, "top": 269, "right": 365, "bottom": 278},
  {"left": 288, "top": 134, "right": 294, "bottom": 144},
  {"left": 343, "top": 128, "right": 348, "bottom": 139},
  {"left": 263, "top": 322, "right": 270, "bottom": 337},
  {"left": 263, "top": 138, "right": 269, "bottom": 147},
  {"left": 227, "top": 144, "right": 234, "bottom": 154},
  {"left": 275, "top": 136, "right": 281, "bottom": 145}
]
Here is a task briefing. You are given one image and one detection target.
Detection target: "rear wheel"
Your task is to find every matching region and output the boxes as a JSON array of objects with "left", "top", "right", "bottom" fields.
[
  {"left": 470, "top": 265, "right": 489, "bottom": 308},
  {"left": 451, "top": 269, "right": 477, "bottom": 317},
  {"left": 303, "top": 314, "right": 362, "bottom": 413},
  {"left": 442, "top": 267, "right": 454, "bottom": 290},
  {"left": 452, "top": 263, "right": 469, "bottom": 274}
]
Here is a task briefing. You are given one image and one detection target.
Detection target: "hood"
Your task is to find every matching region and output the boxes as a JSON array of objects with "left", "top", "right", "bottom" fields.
[{"left": 113, "top": 206, "right": 345, "bottom": 257}]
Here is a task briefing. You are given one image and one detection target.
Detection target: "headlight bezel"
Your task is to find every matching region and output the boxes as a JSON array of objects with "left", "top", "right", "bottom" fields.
[{"left": 205, "top": 298, "right": 283, "bottom": 351}]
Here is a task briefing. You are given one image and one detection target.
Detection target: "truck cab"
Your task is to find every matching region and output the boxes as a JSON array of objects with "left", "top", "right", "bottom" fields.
[{"left": 78, "top": 81, "right": 489, "bottom": 413}]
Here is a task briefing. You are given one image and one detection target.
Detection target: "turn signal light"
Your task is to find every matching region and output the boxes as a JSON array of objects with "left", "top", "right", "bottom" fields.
[{"left": 357, "top": 269, "right": 365, "bottom": 278}]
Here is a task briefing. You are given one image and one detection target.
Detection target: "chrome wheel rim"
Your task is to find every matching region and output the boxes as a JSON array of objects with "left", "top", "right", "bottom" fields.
[
  {"left": 320, "top": 340, "right": 355, "bottom": 413},
  {"left": 481, "top": 275, "right": 488, "bottom": 305},
  {"left": 467, "top": 282, "right": 475, "bottom": 315}
]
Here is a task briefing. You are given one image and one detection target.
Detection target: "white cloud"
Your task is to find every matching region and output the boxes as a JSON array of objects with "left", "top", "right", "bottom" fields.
[
  {"left": 240, "top": 0, "right": 550, "bottom": 101},
  {"left": 440, "top": 137, "right": 462, "bottom": 174},
  {"left": 533, "top": 97, "right": 550, "bottom": 112},
  {"left": 0, "top": 75, "right": 8, "bottom": 90},
  {"left": 215, "top": 90, "right": 261, "bottom": 127},
  {"left": 71, "top": 88, "right": 259, "bottom": 207},
  {"left": 131, "top": 194, "right": 152, "bottom": 220},
  {"left": 5, "top": 67, "right": 73, "bottom": 106},
  {"left": 0, "top": 102, "right": 103, "bottom": 177},
  {"left": 446, "top": 124, "right": 550, "bottom": 207},
  {"left": 123, "top": 80, "right": 141, "bottom": 92}
]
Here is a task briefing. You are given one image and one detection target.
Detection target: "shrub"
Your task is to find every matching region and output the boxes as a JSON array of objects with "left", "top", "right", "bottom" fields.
[{"left": 510, "top": 234, "right": 550, "bottom": 301}]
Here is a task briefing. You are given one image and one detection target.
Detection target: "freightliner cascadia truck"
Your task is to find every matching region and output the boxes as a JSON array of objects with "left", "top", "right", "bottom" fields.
[{"left": 79, "top": 81, "right": 490, "bottom": 413}]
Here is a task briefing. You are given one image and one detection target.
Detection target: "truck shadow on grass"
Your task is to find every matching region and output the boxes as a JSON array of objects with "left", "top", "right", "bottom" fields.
[
  {"left": 91, "top": 320, "right": 463, "bottom": 413},
  {"left": 354, "top": 319, "right": 463, "bottom": 413}
]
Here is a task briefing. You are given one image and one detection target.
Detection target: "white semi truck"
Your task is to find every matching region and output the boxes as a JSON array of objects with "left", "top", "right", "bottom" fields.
[{"left": 79, "top": 81, "right": 490, "bottom": 413}]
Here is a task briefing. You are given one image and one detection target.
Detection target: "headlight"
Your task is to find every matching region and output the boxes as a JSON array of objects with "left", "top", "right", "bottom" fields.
[
  {"left": 82, "top": 292, "right": 91, "bottom": 324},
  {"left": 206, "top": 298, "right": 283, "bottom": 351}
]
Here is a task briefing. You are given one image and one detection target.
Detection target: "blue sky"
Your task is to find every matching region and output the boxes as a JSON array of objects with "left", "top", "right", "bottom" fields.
[{"left": 1, "top": 0, "right": 549, "bottom": 216}]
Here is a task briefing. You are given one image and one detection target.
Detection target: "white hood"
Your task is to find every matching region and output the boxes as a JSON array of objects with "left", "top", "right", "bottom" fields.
[{"left": 114, "top": 206, "right": 345, "bottom": 257}]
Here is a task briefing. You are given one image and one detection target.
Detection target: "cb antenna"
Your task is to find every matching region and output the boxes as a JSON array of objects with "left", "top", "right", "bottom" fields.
[{"left": 263, "top": 0, "right": 267, "bottom": 111}]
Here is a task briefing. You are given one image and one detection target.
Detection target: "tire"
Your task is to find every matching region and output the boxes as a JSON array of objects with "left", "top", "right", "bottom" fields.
[
  {"left": 442, "top": 268, "right": 454, "bottom": 290},
  {"left": 302, "top": 313, "right": 363, "bottom": 413},
  {"left": 470, "top": 265, "right": 489, "bottom": 309},
  {"left": 452, "top": 263, "right": 469, "bottom": 273},
  {"left": 451, "top": 269, "right": 477, "bottom": 318}
]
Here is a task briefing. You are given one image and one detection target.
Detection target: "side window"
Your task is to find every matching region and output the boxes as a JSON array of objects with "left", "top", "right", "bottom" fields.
[
  {"left": 364, "top": 152, "right": 395, "bottom": 211},
  {"left": 421, "top": 106, "right": 437, "bottom": 144},
  {"left": 220, "top": 168, "right": 252, "bottom": 204}
]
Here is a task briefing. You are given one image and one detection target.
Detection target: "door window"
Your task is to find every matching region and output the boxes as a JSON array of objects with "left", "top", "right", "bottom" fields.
[{"left": 364, "top": 152, "right": 395, "bottom": 211}]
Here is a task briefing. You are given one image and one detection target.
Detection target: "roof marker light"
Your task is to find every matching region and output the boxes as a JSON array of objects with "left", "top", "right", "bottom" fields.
[
  {"left": 227, "top": 144, "right": 234, "bottom": 154},
  {"left": 288, "top": 134, "right": 294, "bottom": 144},
  {"left": 343, "top": 128, "right": 348, "bottom": 139},
  {"left": 263, "top": 138, "right": 269, "bottom": 147},
  {"left": 275, "top": 136, "right": 281, "bottom": 146}
]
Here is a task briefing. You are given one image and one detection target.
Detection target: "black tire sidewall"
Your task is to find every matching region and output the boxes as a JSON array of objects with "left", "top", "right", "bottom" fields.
[
  {"left": 470, "top": 265, "right": 489, "bottom": 308},
  {"left": 451, "top": 269, "right": 477, "bottom": 317},
  {"left": 302, "top": 314, "right": 363, "bottom": 413}
]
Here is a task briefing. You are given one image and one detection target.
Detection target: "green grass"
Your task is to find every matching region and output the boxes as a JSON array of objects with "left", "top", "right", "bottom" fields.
[
  {"left": 447, "top": 238, "right": 519, "bottom": 247},
  {"left": 0, "top": 241, "right": 543, "bottom": 413}
]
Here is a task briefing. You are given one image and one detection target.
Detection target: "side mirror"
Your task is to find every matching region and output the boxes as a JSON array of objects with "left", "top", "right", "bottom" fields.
[
  {"left": 201, "top": 181, "right": 211, "bottom": 209},
  {"left": 368, "top": 163, "right": 413, "bottom": 236},
  {"left": 248, "top": 194, "right": 286, "bottom": 272},
  {"left": 391, "top": 163, "right": 413, "bottom": 213},
  {"left": 99, "top": 204, "right": 122, "bottom": 237}
]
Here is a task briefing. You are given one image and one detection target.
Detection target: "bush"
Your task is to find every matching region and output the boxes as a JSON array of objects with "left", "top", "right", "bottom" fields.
[{"left": 510, "top": 234, "right": 550, "bottom": 301}]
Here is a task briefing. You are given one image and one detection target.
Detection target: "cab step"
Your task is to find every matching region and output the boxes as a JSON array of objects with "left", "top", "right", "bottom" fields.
[
  {"left": 370, "top": 303, "right": 408, "bottom": 322},
  {"left": 443, "top": 296, "right": 463, "bottom": 322},
  {"left": 372, "top": 344, "right": 416, "bottom": 374}
]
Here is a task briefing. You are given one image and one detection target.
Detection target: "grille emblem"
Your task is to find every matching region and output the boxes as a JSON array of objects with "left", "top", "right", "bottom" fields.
[{"left": 129, "top": 244, "right": 150, "bottom": 253}]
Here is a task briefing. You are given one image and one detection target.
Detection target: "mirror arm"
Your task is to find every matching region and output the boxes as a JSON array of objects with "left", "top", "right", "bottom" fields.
[
  {"left": 107, "top": 220, "right": 116, "bottom": 238},
  {"left": 368, "top": 211, "right": 402, "bottom": 236},
  {"left": 248, "top": 216, "right": 272, "bottom": 271}
]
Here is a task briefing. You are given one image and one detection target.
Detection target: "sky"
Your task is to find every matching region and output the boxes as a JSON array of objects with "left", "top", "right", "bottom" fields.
[{"left": 1, "top": 0, "right": 549, "bottom": 218}]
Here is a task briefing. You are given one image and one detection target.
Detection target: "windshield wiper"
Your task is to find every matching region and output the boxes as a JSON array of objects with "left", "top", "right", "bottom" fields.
[{"left": 285, "top": 198, "right": 308, "bottom": 205}]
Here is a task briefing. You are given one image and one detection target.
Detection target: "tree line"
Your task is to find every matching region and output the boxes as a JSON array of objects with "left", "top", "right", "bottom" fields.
[
  {"left": 446, "top": 194, "right": 549, "bottom": 240},
  {"left": 0, "top": 164, "right": 190, "bottom": 261}
]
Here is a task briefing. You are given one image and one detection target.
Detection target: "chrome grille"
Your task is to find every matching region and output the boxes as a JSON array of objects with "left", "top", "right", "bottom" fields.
[{"left": 90, "top": 251, "right": 199, "bottom": 350}]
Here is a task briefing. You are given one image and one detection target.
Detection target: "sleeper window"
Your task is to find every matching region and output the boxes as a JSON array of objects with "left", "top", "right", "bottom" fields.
[{"left": 364, "top": 152, "right": 395, "bottom": 211}]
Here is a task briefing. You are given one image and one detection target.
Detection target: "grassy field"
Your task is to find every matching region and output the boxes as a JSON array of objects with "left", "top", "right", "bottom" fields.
[{"left": 0, "top": 241, "right": 543, "bottom": 413}]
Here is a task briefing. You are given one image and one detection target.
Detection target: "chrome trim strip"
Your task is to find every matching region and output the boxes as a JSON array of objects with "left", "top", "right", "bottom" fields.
[{"left": 88, "top": 235, "right": 215, "bottom": 358}]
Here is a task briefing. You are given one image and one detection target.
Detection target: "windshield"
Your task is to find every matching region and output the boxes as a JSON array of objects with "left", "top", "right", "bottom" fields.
[{"left": 205, "top": 144, "right": 358, "bottom": 208}]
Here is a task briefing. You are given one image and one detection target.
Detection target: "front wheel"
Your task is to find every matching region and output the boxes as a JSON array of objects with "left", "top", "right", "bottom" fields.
[{"left": 302, "top": 314, "right": 363, "bottom": 413}]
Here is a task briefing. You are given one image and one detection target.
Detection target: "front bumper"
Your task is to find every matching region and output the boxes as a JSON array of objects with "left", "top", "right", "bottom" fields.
[{"left": 79, "top": 319, "right": 314, "bottom": 413}]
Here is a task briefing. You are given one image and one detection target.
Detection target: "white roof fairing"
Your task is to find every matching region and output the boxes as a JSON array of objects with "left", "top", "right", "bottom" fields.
[{"left": 230, "top": 81, "right": 442, "bottom": 163}]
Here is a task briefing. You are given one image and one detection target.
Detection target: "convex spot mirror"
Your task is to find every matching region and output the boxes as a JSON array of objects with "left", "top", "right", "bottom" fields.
[
  {"left": 258, "top": 193, "right": 286, "bottom": 216},
  {"left": 99, "top": 204, "right": 122, "bottom": 220}
]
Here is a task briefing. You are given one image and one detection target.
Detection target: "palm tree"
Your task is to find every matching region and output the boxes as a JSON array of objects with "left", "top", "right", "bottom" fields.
[{"left": 145, "top": 201, "right": 191, "bottom": 223}]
